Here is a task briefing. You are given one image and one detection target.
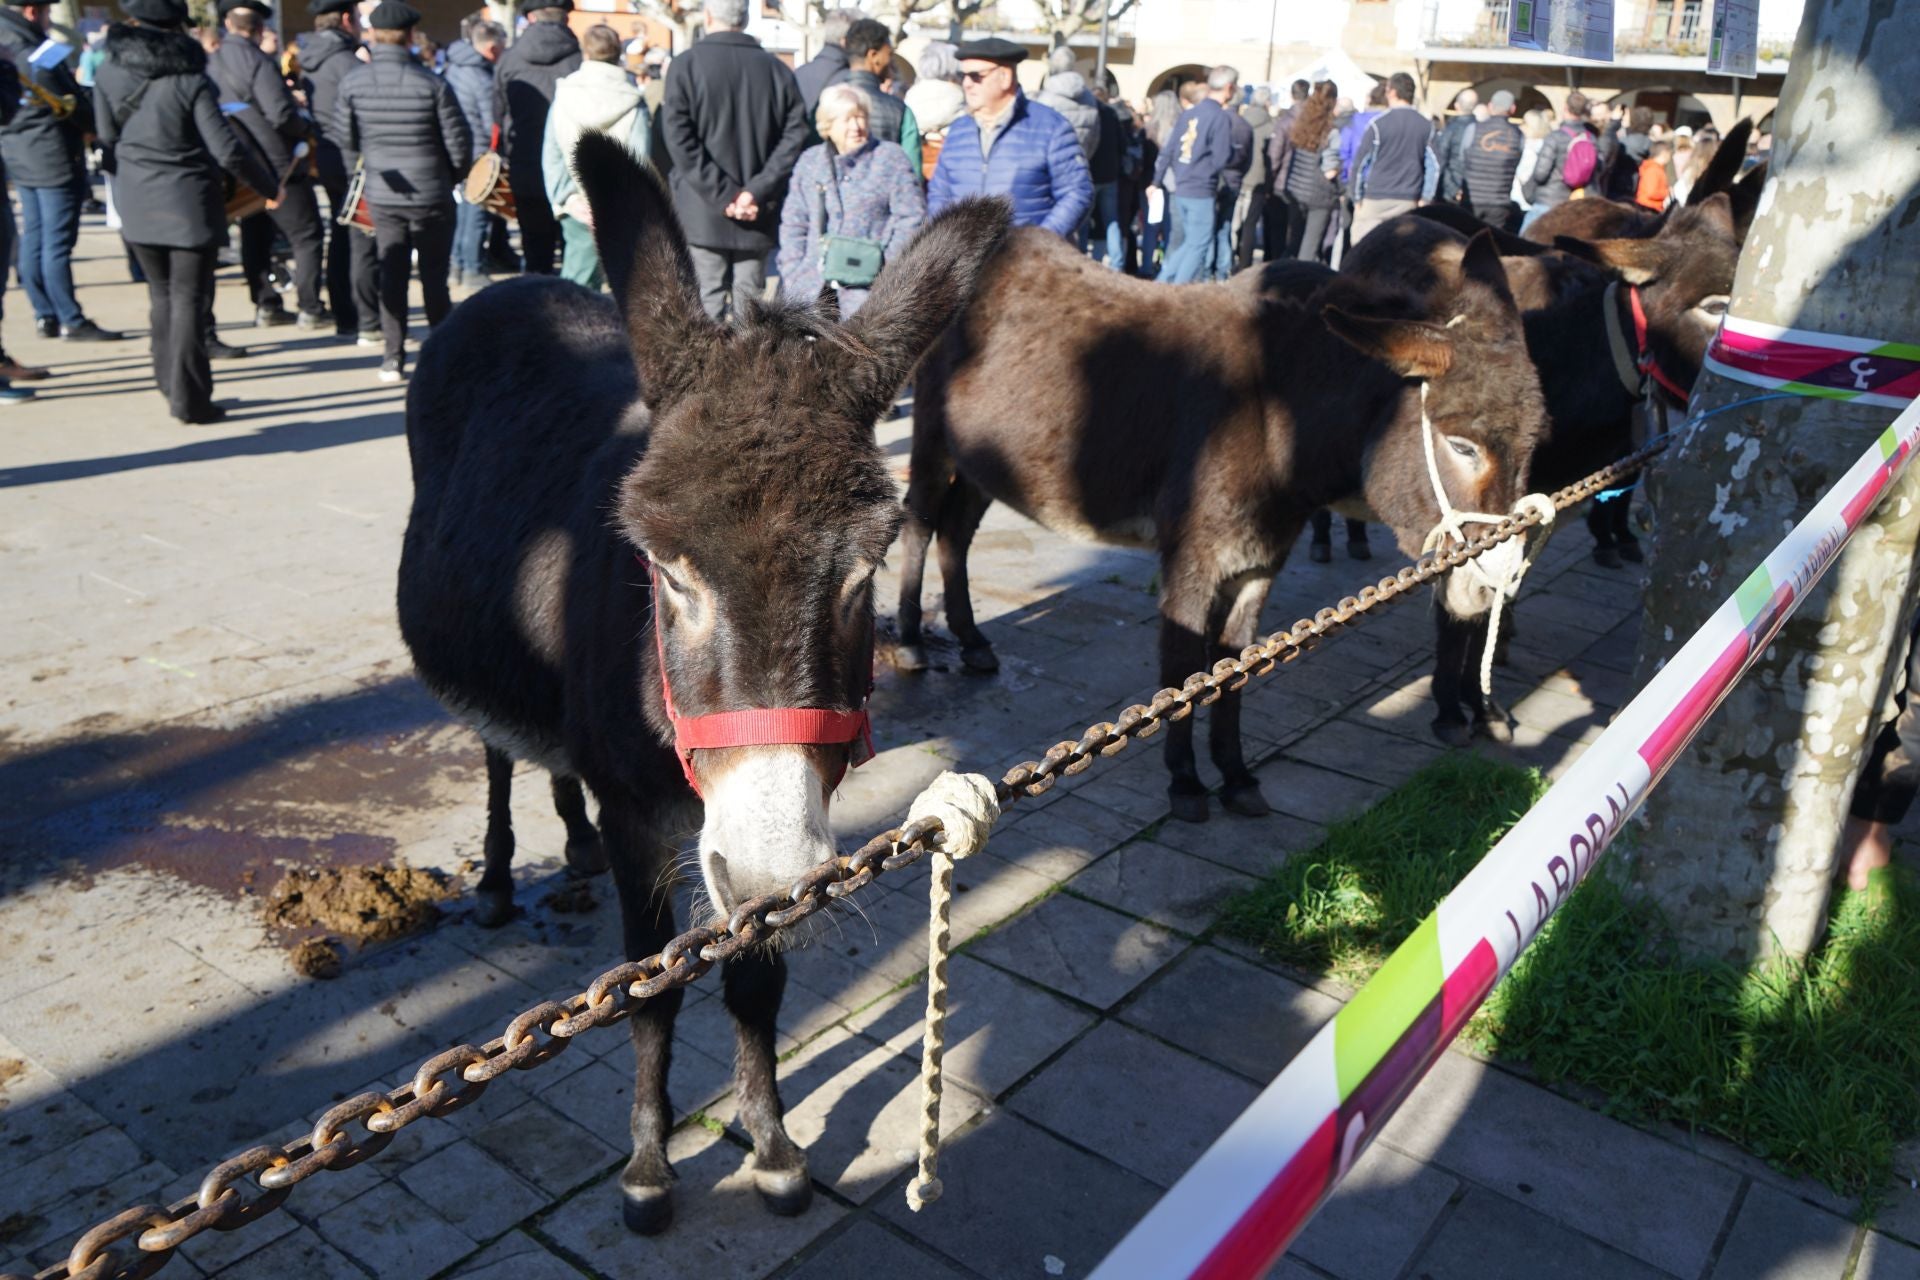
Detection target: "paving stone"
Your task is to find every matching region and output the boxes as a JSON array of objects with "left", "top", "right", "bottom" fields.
[
  {"left": 1858, "top": 1230, "right": 1920, "bottom": 1279},
  {"left": 394, "top": 1140, "right": 548, "bottom": 1241},
  {"left": 1251, "top": 758, "right": 1388, "bottom": 827},
  {"left": 1145, "top": 807, "right": 1327, "bottom": 878},
  {"left": 212, "top": 1225, "right": 370, "bottom": 1280},
  {"left": 538, "top": 1046, "right": 732, "bottom": 1139},
  {"left": 445, "top": 1230, "right": 587, "bottom": 1279},
  {"left": 1409, "top": 1188, "right": 1668, "bottom": 1280},
  {"left": 1066, "top": 840, "right": 1255, "bottom": 935},
  {"left": 315, "top": 1180, "right": 473, "bottom": 1280},
  {"left": 1119, "top": 947, "right": 1342, "bottom": 1083},
  {"left": 0, "top": 1123, "right": 148, "bottom": 1222},
  {"left": 877, "top": 1111, "right": 1159, "bottom": 1280},
  {"left": 986, "top": 823, "right": 1104, "bottom": 884},
  {"left": 533, "top": 1120, "right": 844, "bottom": 1279},
  {"left": 1706, "top": 1184, "right": 1856, "bottom": 1279},
  {"left": 0, "top": 1038, "right": 112, "bottom": 1156},
  {"left": 784, "top": 1218, "right": 972, "bottom": 1280},
  {"left": 1287, "top": 717, "right": 1448, "bottom": 788},
  {"left": 846, "top": 954, "right": 1096, "bottom": 1098},
  {"left": 711, "top": 1026, "right": 989, "bottom": 1204},
  {"left": 964, "top": 893, "right": 1184, "bottom": 1010},
  {"left": 1507, "top": 680, "right": 1610, "bottom": 743},
  {"left": 1008, "top": 1021, "right": 1257, "bottom": 1187},
  {"left": 5, "top": 1159, "right": 176, "bottom": 1268},
  {"left": 1288, "top": 1141, "right": 1457, "bottom": 1280},
  {"left": 1378, "top": 1051, "right": 1741, "bottom": 1276},
  {"left": 469, "top": 1099, "right": 623, "bottom": 1199}
]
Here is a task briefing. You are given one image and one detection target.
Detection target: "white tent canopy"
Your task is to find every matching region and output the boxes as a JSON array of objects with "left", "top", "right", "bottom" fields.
[{"left": 1266, "top": 48, "right": 1379, "bottom": 108}]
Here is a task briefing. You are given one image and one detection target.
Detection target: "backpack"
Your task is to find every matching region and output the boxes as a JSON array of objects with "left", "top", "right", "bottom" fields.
[{"left": 1561, "top": 124, "right": 1597, "bottom": 190}]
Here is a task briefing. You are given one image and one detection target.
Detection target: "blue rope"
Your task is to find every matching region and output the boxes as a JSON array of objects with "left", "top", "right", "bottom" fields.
[{"left": 1591, "top": 392, "right": 1799, "bottom": 504}]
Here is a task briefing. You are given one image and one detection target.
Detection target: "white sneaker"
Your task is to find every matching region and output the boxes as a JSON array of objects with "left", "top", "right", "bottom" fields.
[
  {"left": 378, "top": 357, "right": 404, "bottom": 384},
  {"left": 356, "top": 331, "right": 382, "bottom": 348}
]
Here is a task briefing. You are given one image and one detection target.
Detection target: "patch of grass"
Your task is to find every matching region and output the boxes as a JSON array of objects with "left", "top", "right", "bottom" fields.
[
  {"left": 1215, "top": 753, "right": 1545, "bottom": 986},
  {"left": 1217, "top": 754, "right": 1920, "bottom": 1201}
]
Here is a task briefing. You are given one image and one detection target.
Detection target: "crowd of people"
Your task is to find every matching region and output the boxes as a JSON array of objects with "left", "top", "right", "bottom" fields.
[{"left": 0, "top": 0, "right": 1764, "bottom": 424}]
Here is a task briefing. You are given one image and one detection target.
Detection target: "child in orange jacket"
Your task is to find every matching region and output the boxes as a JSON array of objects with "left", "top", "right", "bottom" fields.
[{"left": 1636, "top": 140, "right": 1673, "bottom": 211}]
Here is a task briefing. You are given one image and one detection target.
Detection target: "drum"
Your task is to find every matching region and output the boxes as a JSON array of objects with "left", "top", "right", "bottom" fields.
[
  {"left": 225, "top": 175, "right": 269, "bottom": 223},
  {"left": 337, "top": 166, "right": 375, "bottom": 236},
  {"left": 463, "top": 151, "right": 518, "bottom": 223}
]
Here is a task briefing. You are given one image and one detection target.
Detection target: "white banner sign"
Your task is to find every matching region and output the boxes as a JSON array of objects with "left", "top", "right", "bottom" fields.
[
  {"left": 1509, "top": 0, "right": 1615, "bottom": 62},
  {"left": 1707, "top": 0, "right": 1760, "bottom": 77}
]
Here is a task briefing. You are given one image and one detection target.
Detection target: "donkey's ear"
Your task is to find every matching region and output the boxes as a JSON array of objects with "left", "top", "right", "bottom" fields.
[
  {"left": 813, "top": 283, "right": 842, "bottom": 323},
  {"left": 1458, "top": 229, "right": 1517, "bottom": 311},
  {"left": 573, "top": 135, "right": 709, "bottom": 401},
  {"left": 1324, "top": 307, "right": 1455, "bottom": 379},
  {"left": 842, "top": 197, "right": 1012, "bottom": 406},
  {"left": 1730, "top": 159, "right": 1767, "bottom": 239},
  {"left": 1555, "top": 233, "right": 1666, "bottom": 285},
  {"left": 1687, "top": 117, "right": 1752, "bottom": 205}
]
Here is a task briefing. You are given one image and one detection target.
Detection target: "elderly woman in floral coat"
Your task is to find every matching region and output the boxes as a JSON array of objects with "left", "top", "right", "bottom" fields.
[{"left": 777, "top": 83, "right": 925, "bottom": 315}]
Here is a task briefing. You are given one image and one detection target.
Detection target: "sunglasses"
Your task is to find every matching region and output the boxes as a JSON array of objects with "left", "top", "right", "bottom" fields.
[{"left": 961, "top": 68, "right": 1002, "bottom": 84}]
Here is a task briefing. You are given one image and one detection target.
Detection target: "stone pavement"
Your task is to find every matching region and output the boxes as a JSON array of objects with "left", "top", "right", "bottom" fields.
[{"left": 2, "top": 220, "right": 1918, "bottom": 1280}]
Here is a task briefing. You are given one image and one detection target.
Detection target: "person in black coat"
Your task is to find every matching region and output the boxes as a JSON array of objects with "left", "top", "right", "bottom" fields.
[
  {"left": 96, "top": 0, "right": 281, "bottom": 423},
  {"left": 0, "top": 0, "right": 121, "bottom": 342},
  {"left": 336, "top": 0, "right": 471, "bottom": 382},
  {"left": 491, "top": 0, "right": 578, "bottom": 275},
  {"left": 660, "top": 0, "right": 808, "bottom": 321},
  {"left": 299, "top": 0, "right": 378, "bottom": 340},
  {"left": 209, "top": 0, "right": 326, "bottom": 328}
]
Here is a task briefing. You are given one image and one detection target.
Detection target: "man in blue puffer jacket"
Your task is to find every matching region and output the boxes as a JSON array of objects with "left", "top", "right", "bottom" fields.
[{"left": 927, "top": 37, "right": 1089, "bottom": 240}]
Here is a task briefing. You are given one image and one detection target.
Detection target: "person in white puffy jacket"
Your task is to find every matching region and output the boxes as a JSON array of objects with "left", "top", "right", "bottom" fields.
[{"left": 541, "top": 23, "right": 650, "bottom": 288}]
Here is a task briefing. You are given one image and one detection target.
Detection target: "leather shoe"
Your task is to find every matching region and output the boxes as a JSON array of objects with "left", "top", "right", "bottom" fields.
[
  {"left": 178, "top": 403, "right": 227, "bottom": 425},
  {"left": 207, "top": 335, "right": 250, "bottom": 360},
  {"left": 255, "top": 304, "right": 296, "bottom": 328},
  {"left": 0, "top": 357, "right": 50, "bottom": 380},
  {"left": 62, "top": 320, "right": 124, "bottom": 342},
  {"left": 34, "top": 317, "right": 57, "bottom": 339}
]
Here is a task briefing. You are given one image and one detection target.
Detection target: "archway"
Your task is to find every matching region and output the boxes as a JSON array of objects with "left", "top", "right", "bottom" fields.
[
  {"left": 1606, "top": 86, "right": 1713, "bottom": 131},
  {"left": 1147, "top": 63, "right": 1206, "bottom": 99},
  {"left": 1463, "top": 76, "right": 1552, "bottom": 119}
]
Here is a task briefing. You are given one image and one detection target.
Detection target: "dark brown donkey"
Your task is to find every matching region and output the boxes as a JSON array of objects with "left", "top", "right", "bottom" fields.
[
  {"left": 1346, "top": 194, "right": 1744, "bottom": 740},
  {"left": 397, "top": 136, "right": 1009, "bottom": 1234},
  {"left": 896, "top": 229, "right": 1548, "bottom": 823}
]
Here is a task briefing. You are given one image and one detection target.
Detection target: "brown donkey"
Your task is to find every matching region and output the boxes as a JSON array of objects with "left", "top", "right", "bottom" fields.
[
  {"left": 896, "top": 229, "right": 1548, "bottom": 823},
  {"left": 398, "top": 136, "right": 1010, "bottom": 1233}
]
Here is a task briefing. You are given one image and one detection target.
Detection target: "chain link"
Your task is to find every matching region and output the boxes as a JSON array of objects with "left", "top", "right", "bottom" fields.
[{"left": 2, "top": 443, "right": 1661, "bottom": 1280}]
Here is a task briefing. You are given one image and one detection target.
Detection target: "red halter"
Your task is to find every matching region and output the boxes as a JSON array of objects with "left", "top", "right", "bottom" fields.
[
  {"left": 1629, "top": 285, "right": 1694, "bottom": 407},
  {"left": 644, "top": 559, "right": 874, "bottom": 798}
]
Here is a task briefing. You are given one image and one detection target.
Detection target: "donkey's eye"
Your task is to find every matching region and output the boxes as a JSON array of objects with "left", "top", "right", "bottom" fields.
[
  {"left": 1447, "top": 438, "right": 1481, "bottom": 461},
  {"left": 1695, "top": 295, "right": 1731, "bottom": 318}
]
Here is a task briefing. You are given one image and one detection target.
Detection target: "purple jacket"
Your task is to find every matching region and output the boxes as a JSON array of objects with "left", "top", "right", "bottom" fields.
[
  {"left": 777, "top": 138, "right": 926, "bottom": 314},
  {"left": 927, "top": 91, "right": 1091, "bottom": 239}
]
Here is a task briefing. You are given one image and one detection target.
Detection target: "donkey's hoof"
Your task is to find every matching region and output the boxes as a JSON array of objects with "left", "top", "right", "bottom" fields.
[
  {"left": 960, "top": 645, "right": 1000, "bottom": 673},
  {"left": 1220, "top": 782, "right": 1271, "bottom": 818},
  {"left": 754, "top": 1166, "right": 812, "bottom": 1217},
  {"left": 1169, "top": 791, "right": 1211, "bottom": 824},
  {"left": 1591, "top": 544, "right": 1622, "bottom": 569},
  {"left": 893, "top": 642, "right": 930, "bottom": 673},
  {"left": 1347, "top": 540, "right": 1372, "bottom": 562},
  {"left": 1431, "top": 718, "right": 1474, "bottom": 748},
  {"left": 621, "top": 1184, "right": 674, "bottom": 1236},
  {"left": 1617, "top": 538, "right": 1645, "bottom": 563},
  {"left": 474, "top": 887, "right": 515, "bottom": 929},
  {"left": 1308, "top": 541, "right": 1332, "bottom": 564},
  {"left": 565, "top": 832, "right": 609, "bottom": 877}
]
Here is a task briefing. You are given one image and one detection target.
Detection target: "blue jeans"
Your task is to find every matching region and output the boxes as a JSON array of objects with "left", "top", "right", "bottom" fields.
[
  {"left": 454, "top": 197, "right": 487, "bottom": 276},
  {"left": 1090, "top": 181, "right": 1123, "bottom": 269},
  {"left": 1160, "top": 196, "right": 1217, "bottom": 284},
  {"left": 1520, "top": 201, "right": 1554, "bottom": 233},
  {"left": 1211, "top": 189, "right": 1235, "bottom": 280},
  {"left": 17, "top": 181, "right": 84, "bottom": 329}
]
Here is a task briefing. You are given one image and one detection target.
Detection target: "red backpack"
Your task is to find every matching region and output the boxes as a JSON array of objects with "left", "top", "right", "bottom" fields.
[{"left": 1561, "top": 125, "right": 1597, "bottom": 190}]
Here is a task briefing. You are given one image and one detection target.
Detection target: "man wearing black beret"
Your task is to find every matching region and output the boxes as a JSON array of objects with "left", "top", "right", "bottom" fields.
[
  {"left": 492, "top": 0, "right": 579, "bottom": 275},
  {"left": 299, "top": 0, "right": 380, "bottom": 342},
  {"left": 925, "top": 37, "right": 1090, "bottom": 241},
  {"left": 336, "top": 0, "right": 471, "bottom": 382},
  {"left": 209, "top": 0, "right": 328, "bottom": 329}
]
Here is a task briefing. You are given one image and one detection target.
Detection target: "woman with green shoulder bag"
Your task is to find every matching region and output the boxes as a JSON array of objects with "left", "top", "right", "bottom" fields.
[{"left": 776, "top": 83, "right": 924, "bottom": 316}]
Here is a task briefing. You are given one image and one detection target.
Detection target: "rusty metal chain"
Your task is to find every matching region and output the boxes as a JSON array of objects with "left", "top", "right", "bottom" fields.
[{"left": 3, "top": 441, "right": 1663, "bottom": 1280}]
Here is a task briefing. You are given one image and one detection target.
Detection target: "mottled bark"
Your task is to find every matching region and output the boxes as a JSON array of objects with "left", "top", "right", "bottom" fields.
[{"left": 1630, "top": 0, "right": 1920, "bottom": 963}]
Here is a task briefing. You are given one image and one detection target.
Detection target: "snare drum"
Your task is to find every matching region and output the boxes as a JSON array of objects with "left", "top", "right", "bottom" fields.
[
  {"left": 224, "top": 174, "right": 270, "bottom": 223},
  {"left": 337, "top": 165, "right": 375, "bottom": 236},
  {"left": 463, "top": 151, "right": 518, "bottom": 223}
]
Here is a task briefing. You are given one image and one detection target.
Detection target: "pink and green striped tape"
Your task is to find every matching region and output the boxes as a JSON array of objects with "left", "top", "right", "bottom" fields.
[
  {"left": 1706, "top": 315, "right": 1920, "bottom": 408},
  {"left": 1091, "top": 400, "right": 1920, "bottom": 1280}
]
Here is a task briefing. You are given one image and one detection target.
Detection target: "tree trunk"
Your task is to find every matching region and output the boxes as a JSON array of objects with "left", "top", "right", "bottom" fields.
[{"left": 1628, "top": 0, "right": 1920, "bottom": 964}]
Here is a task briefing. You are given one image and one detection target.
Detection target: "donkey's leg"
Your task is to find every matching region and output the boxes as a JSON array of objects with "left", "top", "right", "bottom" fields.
[
  {"left": 475, "top": 745, "right": 516, "bottom": 928},
  {"left": 936, "top": 476, "right": 999, "bottom": 673},
  {"left": 1308, "top": 509, "right": 1333, "bottom": 563},
  {"left": 896, "top": 362, "right": 956, "bottom": 672},
  {"left": 1211, "top": 571, "right": 1275, "bottom": 818},
  {"left": 724, "top": 950, "right": 810, "bottom": 1216},
  {"left": 1463, "top": 617, "right": 1513, "bottom": 744},
  {"left": 550, "top": 773, "right": 608, "bottom": 876},
  {"left": 604, "top": 803, "right": 686, "bottom": 1236},
  {"left": 1430, "top": 608, "right": 1477, "bottom": 747},
  {"left": 1159, "top": 557, "right": 1218, "bottom": 824},
  {"left": 1587, "top": 498, "right": 1622, "bottom": 568}
]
